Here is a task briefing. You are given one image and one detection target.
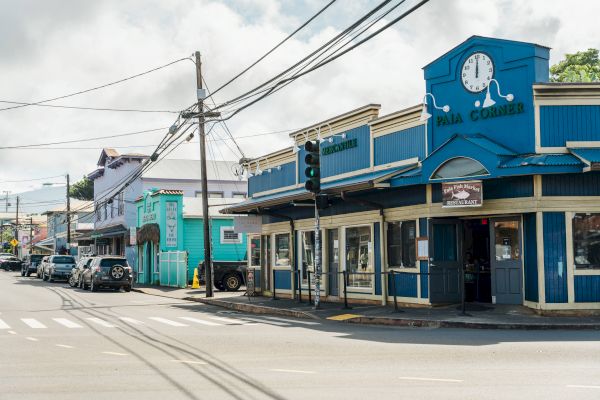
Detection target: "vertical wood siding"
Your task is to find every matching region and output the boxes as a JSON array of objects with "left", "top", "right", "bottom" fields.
[
  {"left": 483, "top": 176, "right": 534, "bottom": 199},
  {"left": 540, "top": 105, "right": 600, "bottom": 147},
  {"left": 574, "top": 275, "right": 600, "bottom": 302},
  {"left": 542, "top": 212, "right": 568, "bottom": 303},
  {"left": 248, "top": 161, "right": 296, "bottom": 196},
  {"left": 523, "top": 213, "right": 539, "bottom": 302},
  {"left": 274, "top": 270, "right": 292, "bottom": 290},
  {"left": 321, "top": 125, "right": 371, "bottom": 179},
  {"left": 374, "top": 222, "right": 382, "bottom": 296},
  {"left": 373, "top": 125, "right": 426, "bottom": 166},
  {"left": 542, "top": 172, "right": 600, "bottom": 196}
]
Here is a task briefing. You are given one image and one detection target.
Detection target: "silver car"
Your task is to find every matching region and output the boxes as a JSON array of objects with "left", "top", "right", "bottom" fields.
[{"left": 43, "top": 255, "right": 76, "bottom": 282}]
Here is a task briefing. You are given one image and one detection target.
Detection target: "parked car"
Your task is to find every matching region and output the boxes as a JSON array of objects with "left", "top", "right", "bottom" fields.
[
  {"left": 21, "top": 254, "right": 44, "bottom": 277},
  {"left": 69, "top": 256, "right": 94, "bottom": 287},
  {"left": 198, "top": 261, "right": 247, "bottom": 291},
  {"left": 43, "top": 255, "right": 76, "bottom": 282},
  {"left": 37, "top": 256, "right": 50, "bottom": 278},
  {"left": 0, "top": 256, "right": 23, "bottom": 271},
  {"left": 80, "top": 256, "right": 132, "bottom": 292}
]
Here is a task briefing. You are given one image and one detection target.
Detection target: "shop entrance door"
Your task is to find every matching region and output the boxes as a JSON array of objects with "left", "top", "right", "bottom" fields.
[
  {"left": 429, "top": 219, "right": 462, "bottom": 304},
  {"left": 327, "top": 229, "right": 339, "bottom": 297},
  {"left": 490, "top": 218, "right": 523, "bottom": 304},
  {"left": 261, "top": 235, "right": 271, "bottom": 293}
]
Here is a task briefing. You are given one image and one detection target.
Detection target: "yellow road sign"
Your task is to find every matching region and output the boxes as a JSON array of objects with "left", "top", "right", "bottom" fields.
[{"left": 10, "top": 239, "right": 18, "bottom": 247}]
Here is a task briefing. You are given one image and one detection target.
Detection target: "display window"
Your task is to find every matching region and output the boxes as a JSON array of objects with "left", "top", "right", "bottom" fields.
[
  {"left": 300, "top": 231, "right": 315, "bottom": 285},
  {"left": 387, "top": 220, "right": 416, "bottom": 268},
  {"left": 274, "top": 233, "right": 290, "bottom": 267},
  {"left": 572, "top": 213, "right": 600, "bottom": 270},
  {"left": 345, "top": 225, "right": 373, "bottom": 289},
  {"left": 249, "top": 236, "right": 261, "bottom": 267}
]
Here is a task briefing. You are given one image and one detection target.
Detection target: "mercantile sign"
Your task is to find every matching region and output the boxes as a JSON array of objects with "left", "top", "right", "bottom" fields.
[
  {"left": 442, "top": 181, "right": 483, "bottom": 208},
  {"left": 322, "top": 138, "right": 357, "bottom": 155}
]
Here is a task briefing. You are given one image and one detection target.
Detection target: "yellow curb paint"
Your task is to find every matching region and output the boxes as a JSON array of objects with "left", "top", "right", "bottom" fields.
[{"left": 326, "top": 314, "right": 362, "bottom": 321}]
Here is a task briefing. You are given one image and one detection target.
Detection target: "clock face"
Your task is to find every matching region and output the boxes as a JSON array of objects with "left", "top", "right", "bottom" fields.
[{"left": 461, "top": 52, "right": 494, "bottom": 93}]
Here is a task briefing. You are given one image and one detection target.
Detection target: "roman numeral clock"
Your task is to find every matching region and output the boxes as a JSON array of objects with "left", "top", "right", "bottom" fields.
[{"left": 461, "top": 52, "right": 494, "bottom": 93}]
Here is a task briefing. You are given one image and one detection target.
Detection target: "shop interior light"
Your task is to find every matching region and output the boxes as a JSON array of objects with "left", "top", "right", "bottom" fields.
[
  {"left": 475, "top": 78, "right": 514, "bottom": 108},
  {"left": 420, "top": 93, "right": 450, "bottom": 121}
]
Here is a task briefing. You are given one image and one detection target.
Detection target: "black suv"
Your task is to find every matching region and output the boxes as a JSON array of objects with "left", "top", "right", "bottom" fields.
[
  {"left": 21, "top": 254, "right": 44, "bottom": 277},
  {"left": 81, "top": 256, "right": 132, "bottom": 292}
]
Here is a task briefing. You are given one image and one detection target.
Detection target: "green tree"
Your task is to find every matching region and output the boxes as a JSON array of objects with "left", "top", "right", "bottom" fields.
[
  {"left": 69, "top": 176, "right": 94, "bottom": 201},
  {"left": 550, "top": 48, "right": 600, "bottom": 82}
]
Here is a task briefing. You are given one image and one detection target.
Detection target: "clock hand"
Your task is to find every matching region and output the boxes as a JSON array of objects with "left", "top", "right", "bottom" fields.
[{"left": 475, "top": 58, "right": 479, "bottom": 79}]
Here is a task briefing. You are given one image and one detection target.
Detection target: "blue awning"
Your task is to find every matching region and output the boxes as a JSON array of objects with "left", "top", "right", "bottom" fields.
[
  {"left": 321, "top": 165, "right": 417, "bottom": 192},
  {"left": 499, "top": 154, "right": 582, "bottom": 168},
  {"left": 569, "top": 148, "right": 600, "bottom": 166}
]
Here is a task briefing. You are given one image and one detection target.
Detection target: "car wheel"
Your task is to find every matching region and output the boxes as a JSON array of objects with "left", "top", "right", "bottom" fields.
[
  {"left": 21, "top": 269, "right": 25, "bottom": 277},
  {"left": 124, "top": 286, "right": 131, "bottom": 292},
  {"left": 68, "top": 275, "right": 76, "bottom": 287},
  {"left": 49, "top": 273, "right": 54, "bottom": 282},
  {"left": 26, "top": 272, "right": 31, "bottom": 277},
  {"left": 42, "top": 271, "right": 47, "bottom": 281},
  {"left": 90, "top": 279, "right": 98, "bottom": 292},
  {"left": 223, "top": 273, "right": 242, "bottom": 291}
]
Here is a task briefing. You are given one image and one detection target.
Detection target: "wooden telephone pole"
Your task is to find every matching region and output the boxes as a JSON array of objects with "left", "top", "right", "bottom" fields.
[{"left": 66, "top": 174, "right": 71, "bottom": 253}]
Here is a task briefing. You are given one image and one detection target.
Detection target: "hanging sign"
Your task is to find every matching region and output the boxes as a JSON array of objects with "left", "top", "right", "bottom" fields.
[
  {"left": 234, "top": 215, "right": 262, "bottom": 233},
  {"left": 129, "top": 227, "right": 137, "bottom": 246},
  {"left": 165, "top": 201, "right": 178, "bottom": 247},
  {"left": 442, "top": 181, "right": 483, "bottom": 208}
]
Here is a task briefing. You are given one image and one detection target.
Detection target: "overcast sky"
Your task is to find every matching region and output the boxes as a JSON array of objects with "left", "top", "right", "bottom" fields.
[{"left": 1, "top": 0, "right": 599, "bottom": 198}]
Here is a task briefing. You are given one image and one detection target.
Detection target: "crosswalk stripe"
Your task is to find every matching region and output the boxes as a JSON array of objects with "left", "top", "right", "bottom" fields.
[
  {"left": 86, "top": 318, "right": 117, "bottom": 328},
  {"left": 207, "top": 316, "right": 249, "bottom": 325},
  {"left": 178, "top": 317, "right": 221, "bottom": 326},
  {"left": 21, "top": 318, "right": 47, "bottom": 329},
  {"left": 263, "top": 316, "right": 320, "bottom": 326},
  {"left": 149, "top": 317, "right": 188, "bottom": 327},
  {"left": 119, "top": 317, "right": 145, "bottom": 325},
  {"left": 241, "top": 317, "right": 290, "bottom": 326},
  {"left": 0, "top": 318, "right": 10, "bottom": 330},
  {"left": 53, "top": 318, "right": 83, "bottom": 329}
]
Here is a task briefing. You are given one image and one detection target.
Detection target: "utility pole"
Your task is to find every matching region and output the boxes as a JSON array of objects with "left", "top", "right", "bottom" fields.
[
  {"left": 14, "top": 196, "right": 19, "bottom": 256},
  {"left": 29, "top": 217, "right": 33, "bottom": 255},
  {"left": 314, "top": 198, "right": 322, "bottom": 309},
  {"left": 66, "top": 173, "right": 71, "bottom": 254},
  {"left": 195, "top": 51, "right": 213, "bottom": 298},
  {"left": 3, "top": 190, "right": 10, "bottom": 213}
]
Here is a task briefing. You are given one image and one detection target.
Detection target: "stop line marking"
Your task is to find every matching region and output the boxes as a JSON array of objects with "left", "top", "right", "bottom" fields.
[{"left": 399, "top": 376, "right": 463, "bottom": 383}]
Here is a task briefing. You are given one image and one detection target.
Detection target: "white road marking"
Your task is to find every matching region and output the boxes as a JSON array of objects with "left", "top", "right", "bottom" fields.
[
  {"left": 171, "top": 360, "right": 208, "bottom": 365},
  {"left": 264, "top": 316, "right": 320, "bottom": 325},
  {"left": 25, "top": 337, "right": 39, "bottom": 342},
  {"left": 21, "top": 318, "right": 47, "bottom": 329},
  {"left": 242, "top": 317, "right": 290, "bottom": 326},
  {"left": 270, "top": 369, "right": 316, "bottom": 374},
  {"left": 0, "top": 318, "right": 10, "bottom": 329},
  {"left": 149, "top": 317, "right": 188, "bottom": 327},
  {"left": 208, "top": 316, "right": 251, "bottom": 325},
  {"left": 53, "top": 318, "right": 83, "bottom": 329},
  {"left": 86, "top": 317, "right": 117, "bottom": 328},
  {"left": 102, "top": 351, "right": 128, "bottom": 356},
  {"left": 119, "top": 317, "right": 145, "bottom": 325},
  {"left": 7, "top": 331, "right": 17, "bottom": 335},
  {"left": 567, "top": 385, "right": 600, "bottom": 389},
  {"left": 178, "top": 317, "right": 221, "bottom": 326},
  {"left": 56, "top": 344, "right": 74, "bottom": 349},
  {"left": 399, "top": 377, "right": 463, "bottom": 383}
]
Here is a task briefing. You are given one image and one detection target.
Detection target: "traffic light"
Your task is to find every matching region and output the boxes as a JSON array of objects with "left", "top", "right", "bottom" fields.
[{"left": 304, "top": 140, "right": 320, "bottom": 193}]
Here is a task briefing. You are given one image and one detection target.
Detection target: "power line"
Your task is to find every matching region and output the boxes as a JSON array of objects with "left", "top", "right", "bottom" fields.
[
  {"left": 0, "top": 174, "right": 65, "bottom": 184},
  {"left": 0, "top": 100, "right": 180, "bottom": 114},
  {"left": 0, "top": 56, "right": 192, "bottom": 112}
]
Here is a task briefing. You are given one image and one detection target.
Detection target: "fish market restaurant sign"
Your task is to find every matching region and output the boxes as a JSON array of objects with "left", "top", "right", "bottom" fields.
[{"left": 442, "top": 181, "right": 482, "bottom": 208}]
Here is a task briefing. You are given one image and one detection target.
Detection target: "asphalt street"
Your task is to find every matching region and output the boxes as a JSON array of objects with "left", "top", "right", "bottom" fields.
[{"left": 1, "top": 271, "right": 599, "bottom": 400}]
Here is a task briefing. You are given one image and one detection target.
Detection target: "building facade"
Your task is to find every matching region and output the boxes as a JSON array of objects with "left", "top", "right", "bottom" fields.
[
  {"left": 135, "top": 189, "right": 247, "bottom": 286},
  {"left": 225, "top": 36, "right": 600, "bottom": 312}
]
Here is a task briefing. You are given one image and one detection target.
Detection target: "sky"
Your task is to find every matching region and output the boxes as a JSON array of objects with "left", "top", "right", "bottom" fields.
[{"left": 1, "top": 0, "right": 599, "bottom": 203}]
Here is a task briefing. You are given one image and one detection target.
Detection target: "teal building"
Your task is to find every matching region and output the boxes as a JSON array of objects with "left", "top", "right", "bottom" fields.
[{"left": 135, "top": 189, "right": 247, "bottom": 287}]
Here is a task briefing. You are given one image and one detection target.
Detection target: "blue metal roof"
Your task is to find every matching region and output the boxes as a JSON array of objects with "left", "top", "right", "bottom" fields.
[
  {"left": 463, "top": 134, "right": 516, "bottom": 156},
  {"left": 569, "top": 148, "right": 600, "bottom": 164},
  {"left": 499, "top": 154, "right": 582, "bottom": 168},
  {"left": 321, "top": 166, "right": 414, "bottom": 191},
  {"left": 389, "top": 166, "right": 423, "bottom": 187}
]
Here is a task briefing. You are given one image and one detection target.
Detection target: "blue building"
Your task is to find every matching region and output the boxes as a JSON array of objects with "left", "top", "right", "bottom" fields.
[{"left": 224, "top": 36, "right": 600, "bottom": 312}]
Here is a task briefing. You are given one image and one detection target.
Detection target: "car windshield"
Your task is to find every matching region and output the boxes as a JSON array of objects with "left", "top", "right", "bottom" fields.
[
  {"left": 100, "top": 259, "right": 128, "bottom": 268},
  {"left": 31, "top": 255, "right": 44, "bottom": 261},
  {"left": 52, "top": 256, "right": 75, "bottom": 264}
]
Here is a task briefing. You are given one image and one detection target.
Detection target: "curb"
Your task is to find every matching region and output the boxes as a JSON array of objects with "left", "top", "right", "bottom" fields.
[
  {"left": 185, "top": 297, "right": 320, "bottom": 320},
  {"left": 343, "top": 316, "right": 600, "bottom": 330}
]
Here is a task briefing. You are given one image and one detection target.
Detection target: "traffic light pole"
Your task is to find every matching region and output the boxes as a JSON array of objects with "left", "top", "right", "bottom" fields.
[{"left": 314, "top": 198, "right": 322, "bottom": 310}]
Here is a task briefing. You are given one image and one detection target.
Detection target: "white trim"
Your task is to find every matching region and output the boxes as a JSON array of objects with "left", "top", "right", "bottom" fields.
[
  {"left": 321, "top": 167, "right": 373, "bottom": 183},
  {"left": 536, "top": 212, "right": 546, "bottom": 305},
  {"left": 373, "top": 157, "right": 419, "bottom": 172},
  {"left": 371, "top": 120, "right": 425, "bottom": 139},
  {"left": 565, "top": 212, "right": 575, "bottom": 303},
  {"left": 220, "top": 226, "right": 242, "bottom": 244},
  {"left": 566, "top": 141, "right": 600, "bottom": 148}
]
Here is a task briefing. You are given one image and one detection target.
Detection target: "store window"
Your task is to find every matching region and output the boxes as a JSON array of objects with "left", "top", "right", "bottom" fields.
[
  {"left": 250, "top": 236, "right": 261, "bottom": 267},
  {"left": 232, "top": 192, "right": 247, "bottom": 199},
  {"left": 432, "top": 157, "right": 489, "bottom": 179},
  {"left": 387, "top": 220, "right": 416, "bottom": 268},
  {"left": 300, "top": 231, "right": 315, "bottom": 285},
  {"left": 208, "top": 192, "right": 224, "bottom": 198},
  {"left": 572, "top": 213, "right": 600, "bottom": 270},
  {"left": 220, "top": 227, "right": 242, "bottom": 244},
  {"left": 494, "top": 221, "right": 520, "bottom": 261},
  {"left": 345, "top": 226, "right": 372, "bottom": 289},
  {"left": 274, "top": 233, "right": 290, "bottom": 267}
]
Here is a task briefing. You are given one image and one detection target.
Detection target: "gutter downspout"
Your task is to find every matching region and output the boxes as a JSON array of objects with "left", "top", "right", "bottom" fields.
[{"left": 340, "top": 191, "right": 387, "bottom": 306}]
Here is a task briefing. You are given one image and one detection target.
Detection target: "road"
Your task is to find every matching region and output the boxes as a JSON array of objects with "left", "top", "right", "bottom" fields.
[{"left": 1, "top": 271, "right": 599, "bottom": 400}]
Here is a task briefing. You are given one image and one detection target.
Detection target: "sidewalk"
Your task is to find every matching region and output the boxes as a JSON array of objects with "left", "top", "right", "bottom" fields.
[{"left": 132, "top": 285, "right": 600, "bottom": 330}]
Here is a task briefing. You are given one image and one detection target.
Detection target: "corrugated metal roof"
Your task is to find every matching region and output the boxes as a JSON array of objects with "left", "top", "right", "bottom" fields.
[
  {"left": 221, "top": 188, "right": 309, "bottom": 214},
  {"left": 569, "top": 148, "right": 600, "bottom": 164},
  {"left": 321, "top": 166, "right": 412, "bottom": 192},
  {"left": 389, "top": 166, "right": 423, "bottom": 187},
  {"left": 499, "top": 154, "right": 582, "bottom": 168},
  {"left": 142, "top": 159, "right": 243, "bottom": 182}
]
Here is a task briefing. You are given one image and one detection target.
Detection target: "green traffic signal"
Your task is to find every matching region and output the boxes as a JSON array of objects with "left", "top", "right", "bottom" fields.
[{"left": 304, "top": 140, "right": 321, "bottom": 193}]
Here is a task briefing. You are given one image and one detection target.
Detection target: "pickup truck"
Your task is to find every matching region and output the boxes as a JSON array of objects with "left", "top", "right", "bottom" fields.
[{"left": 197, "top": 261, "right": 247, "bottom": 291}]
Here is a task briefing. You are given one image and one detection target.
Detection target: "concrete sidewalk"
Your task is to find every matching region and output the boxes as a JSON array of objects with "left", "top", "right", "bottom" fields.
[{"left": 132, "top": 285, "right": 600, "bottom": 330}]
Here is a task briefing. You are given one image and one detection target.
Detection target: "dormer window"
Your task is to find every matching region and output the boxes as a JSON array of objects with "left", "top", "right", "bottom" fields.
[{"left": 432, "top": 157, "right": 489, "bottom": 179}]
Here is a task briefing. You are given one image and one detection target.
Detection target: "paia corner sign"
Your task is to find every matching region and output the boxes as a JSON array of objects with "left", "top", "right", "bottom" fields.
[{"left": 442, "top": 181, "right": 483, "bottom": 208}]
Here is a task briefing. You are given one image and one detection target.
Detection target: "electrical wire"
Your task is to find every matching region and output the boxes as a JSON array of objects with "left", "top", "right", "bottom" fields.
[
  {"left": 0, "top": 174, "right": 65, "bottom": 184},
  {"left": 0, "top": 56, "right": 192, "bottom": 112},
  {"left": 0, "top": 100, "right": 181, "bottom": 114}
]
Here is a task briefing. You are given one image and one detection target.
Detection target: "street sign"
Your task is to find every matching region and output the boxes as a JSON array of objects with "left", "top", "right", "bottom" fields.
[{"left": 10, "top": 239, "right": 18, "bottom": 247}]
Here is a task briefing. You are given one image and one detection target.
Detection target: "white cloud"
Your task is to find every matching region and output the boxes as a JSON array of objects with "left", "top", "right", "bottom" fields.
[{"left": 0, "top": 0, "right": 599, "bottom": 194}]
